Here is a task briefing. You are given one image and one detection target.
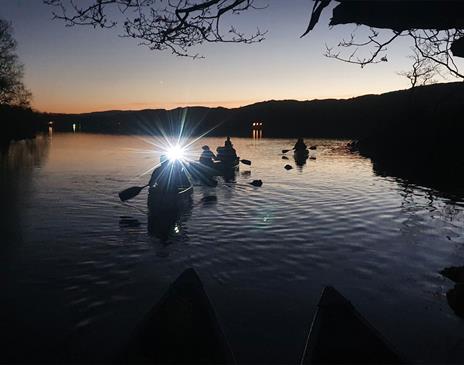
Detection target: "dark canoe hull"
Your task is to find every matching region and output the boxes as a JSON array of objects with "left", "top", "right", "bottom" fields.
[
  {"left": 147, "top": 186, "right": 193, "bottom": 238},
  {"left": 213, "top": 157, "right": 240, "bottom": 171},
  {"left": 294, "top": 150, "right": 309, "bottom": 160},
  {"left": 301, "top": 286, "right": 403, "bottom": 364},
  {"left": 190, "top": 159, "right": 239, "bottom": 178},
  {"left": 147, "top": 185, "right": 193, "bottom": 212},
  {"left": 124, "top": 268, "right": 235, "bottom": 364}
]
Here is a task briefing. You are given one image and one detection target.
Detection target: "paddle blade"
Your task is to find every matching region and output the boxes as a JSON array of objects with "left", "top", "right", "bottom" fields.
[
  {"left": 240, "top": 159, "right": 251, "bottom": 166},
  {"left": 282, "top": 149, "right": 291, "bottom": 154},
  {"left": 119, "top": 186, "right": 146, "bottom": 202}
]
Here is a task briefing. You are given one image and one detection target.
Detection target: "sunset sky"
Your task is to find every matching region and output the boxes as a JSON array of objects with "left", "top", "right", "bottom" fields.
[{"left": 1, "top": 0, "right": 459, "bottom": 113}]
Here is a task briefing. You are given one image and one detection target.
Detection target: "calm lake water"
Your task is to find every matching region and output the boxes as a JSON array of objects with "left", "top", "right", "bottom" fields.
[{"left": 1, "top": 133, "right": 464, "bottom": 363}]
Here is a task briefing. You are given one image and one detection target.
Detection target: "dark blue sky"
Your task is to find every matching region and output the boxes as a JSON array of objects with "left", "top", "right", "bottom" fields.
[{"left": 1, "top": 0, "right": 423, "bottom": 112}]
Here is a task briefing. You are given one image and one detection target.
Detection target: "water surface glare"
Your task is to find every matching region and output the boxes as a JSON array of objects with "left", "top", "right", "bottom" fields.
[{"left": 1, "top": 133, "right": 464, "bottom": 363}]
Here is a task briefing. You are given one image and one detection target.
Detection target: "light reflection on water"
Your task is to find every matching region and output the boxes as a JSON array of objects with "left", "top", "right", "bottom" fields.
[{"left": 1, "top": 133, "right": 464, "bottom": 363}]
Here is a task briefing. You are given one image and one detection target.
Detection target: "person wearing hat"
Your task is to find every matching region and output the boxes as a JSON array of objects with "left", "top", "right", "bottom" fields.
[{"left": 199, "top": 145, "right": 217, "bottom": 166}]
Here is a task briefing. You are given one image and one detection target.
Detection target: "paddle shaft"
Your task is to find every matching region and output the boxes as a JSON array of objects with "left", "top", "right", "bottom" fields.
[{"left": 119, "top": 184, "right": 149, "bottom": 202}]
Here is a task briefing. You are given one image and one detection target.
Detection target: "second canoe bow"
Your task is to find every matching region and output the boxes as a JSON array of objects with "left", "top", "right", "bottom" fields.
[{"left": 301, "top": 286, "right": 404, "bottom": 364}]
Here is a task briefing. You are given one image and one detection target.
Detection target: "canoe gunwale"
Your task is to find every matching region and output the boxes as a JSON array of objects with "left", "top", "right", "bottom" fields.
[{"left": 300, "top": 286, "right": 405, "bottom": 364}]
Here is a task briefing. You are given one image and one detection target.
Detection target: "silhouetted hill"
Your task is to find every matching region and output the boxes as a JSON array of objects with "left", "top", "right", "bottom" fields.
[
  {"left": 47, "top": 82, "right": 464, "bottom": 141},
  {"left": 348, "top": 82, "right": 464, "bottom": 196}
]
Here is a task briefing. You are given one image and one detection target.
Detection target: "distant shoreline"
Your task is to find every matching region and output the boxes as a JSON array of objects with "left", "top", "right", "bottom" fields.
[{"left": 43, "top": 82, "right": 463, "bottom": 139}]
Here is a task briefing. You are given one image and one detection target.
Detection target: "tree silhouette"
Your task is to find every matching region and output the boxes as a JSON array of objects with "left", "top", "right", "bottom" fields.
[
  {"left": 308, "top": 0, "right": 464, "bottom": 83},
  {"left": 43, "top": 0, "right": 266, "bottom": 58},
  {"left": 398, "top": 48, "right": 439, "bottom": 88},
  {"left": 43, "top": 0, "right": 464, "bottom": 84},
  {"left": 0, "top": 19, "right": 31, "bottom": 107}
]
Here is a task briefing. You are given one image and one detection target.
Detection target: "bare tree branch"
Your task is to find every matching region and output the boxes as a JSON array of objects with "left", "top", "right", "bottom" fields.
[
  {"left": 398, "top": 48, "right": 441, "bottom": 88},
  {"left": 409, "top": 29, "right": 464, "bottom": 79},
  {"left": 325, "top": 28, "right": 400, "bottom": 68},
  {"left": 43, "top": 0, "right": 267, "bottom": 57},
  {"left": 43, "top": 0, "right": 464, "bottom": 83},
  {"left": 306, "top": 1, "right": 464, "bottom": 83}
]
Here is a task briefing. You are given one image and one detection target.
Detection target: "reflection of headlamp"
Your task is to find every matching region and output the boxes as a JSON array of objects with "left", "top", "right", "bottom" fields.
[{"left": 166, "top": 145, "right": 185, "bottom": 161}]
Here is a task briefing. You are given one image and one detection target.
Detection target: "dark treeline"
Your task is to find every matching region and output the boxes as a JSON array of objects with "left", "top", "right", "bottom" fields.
[
  {"left": 48, "top": 82, "right": 463, "bottom": 140},
  {"left": 0, "top": 17, "right": 46, "bottom": 148},
  {"left": 0, "top": 105, "right": 47, "bottom": 150},
  {"left": 351, "top": 82, "right": 464, "bottom": 196}
]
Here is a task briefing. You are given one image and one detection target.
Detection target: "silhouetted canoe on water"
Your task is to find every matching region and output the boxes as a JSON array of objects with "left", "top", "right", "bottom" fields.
[
  {"left": 301, "top": 286, "right": 403, "bottom": 364},
  {"left": 294, "top": 149, "right": 309, "bottom": 160},
  {"left": 210, "top": 157, "right": 240, "bottom": 174},
  {"left": 124, "top": 268, "right": 235, "bottom": 364},
  {"left": 147, "top": 185, "right": 193, "bottom": 211},
  {"left": 190, "top": 158, "right": 239, "bottom": 178},
  {"left": 217, "top": 157, "right": 240, "bottom": 168}
]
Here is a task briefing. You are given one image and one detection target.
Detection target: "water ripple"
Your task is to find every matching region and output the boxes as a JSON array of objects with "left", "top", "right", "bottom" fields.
[{"left": 3, "top": 135, "right": 464, "bottom": 363}]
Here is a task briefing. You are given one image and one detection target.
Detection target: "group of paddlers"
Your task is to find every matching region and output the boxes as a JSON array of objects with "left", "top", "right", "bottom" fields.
[
  {"left": 118, "top": 137, "right": 312, "bottom": 202},
  {"left": 148, "top": 137, "right": 310, "bottom": 192},
  {"left": 199, "top": 136, "right": 238, "bottom": 166}
]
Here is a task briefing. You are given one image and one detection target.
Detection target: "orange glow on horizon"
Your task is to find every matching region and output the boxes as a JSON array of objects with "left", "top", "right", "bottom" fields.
[
  {"left": 34, "top": 99, "right": 261, "bottom": 114},
  {"left": 32, "top": 88, "right": 399, "bottom": 114}
]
